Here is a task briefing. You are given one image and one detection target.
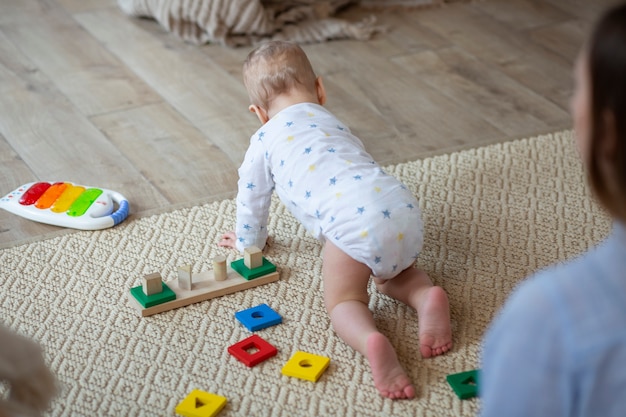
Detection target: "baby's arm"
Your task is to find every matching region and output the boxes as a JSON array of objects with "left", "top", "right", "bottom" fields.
[
  {"left": 223, "top": 139, "right": 274, "bottom": 252},
  {"left": 219, "top": 231, "right": 270, "bottom": 250}
]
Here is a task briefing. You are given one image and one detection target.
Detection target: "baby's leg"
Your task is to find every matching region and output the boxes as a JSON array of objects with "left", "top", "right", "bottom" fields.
[
  {"left": 374, "top": 268, "right": 452, "bottom": 358},
  {"left": 322, "top": 241, "right": 415, "bottom": 399}
]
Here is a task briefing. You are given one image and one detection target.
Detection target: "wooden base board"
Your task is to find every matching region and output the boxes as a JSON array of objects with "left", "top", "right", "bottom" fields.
[{"left": 128, "top": 267, "right": 279, "bottom": 317}]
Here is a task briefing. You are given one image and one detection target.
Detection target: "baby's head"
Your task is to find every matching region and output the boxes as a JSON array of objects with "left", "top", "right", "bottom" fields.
[
  {"left": 573, "top": 2, "right": 626, "bottom": 220},
  {"left": 243, "top": 41, "right": 325, "bottom": 122}
]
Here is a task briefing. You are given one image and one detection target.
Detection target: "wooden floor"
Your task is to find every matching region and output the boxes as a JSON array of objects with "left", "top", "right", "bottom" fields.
[{"left": 0, "top": 0, "right": 619, "bottom": 247}]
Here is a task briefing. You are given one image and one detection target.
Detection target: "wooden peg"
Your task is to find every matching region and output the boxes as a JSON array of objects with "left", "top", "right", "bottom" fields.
[
  {"left": 244, "top": 246, "right": 263, "bottom": 269},
  {"left": 213, "top": 255, "right": 227, "bottom": 281},
  {"left": 142, "top": 272, "right": 162, "bottom": 296},
  {"left": 178, "top": 265, "right": 192, "bottom": 290}
]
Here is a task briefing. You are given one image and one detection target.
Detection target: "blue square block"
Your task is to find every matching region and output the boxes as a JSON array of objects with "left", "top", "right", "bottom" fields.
[{"left": 235, "top": 303, "right": 282, "bottom": 332}]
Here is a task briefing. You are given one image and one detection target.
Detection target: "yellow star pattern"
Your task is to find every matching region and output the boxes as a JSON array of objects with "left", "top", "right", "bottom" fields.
[
  {"left": 287, "top": 135, "right": 295, "bottom": 142},
  {"left": 360, "top": 230, "right": 369, "bottom": 238},
  {"left": 397, "top": 233, "right": 404, "bottom": 241}
]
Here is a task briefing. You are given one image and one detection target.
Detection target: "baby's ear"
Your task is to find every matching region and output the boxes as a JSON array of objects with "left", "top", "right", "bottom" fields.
[
  {"left": 249, "top": 105, "right": 269, "bottom": 124},
  {"left": 316, "top": 76, "right": 327, "bottom": 106}
]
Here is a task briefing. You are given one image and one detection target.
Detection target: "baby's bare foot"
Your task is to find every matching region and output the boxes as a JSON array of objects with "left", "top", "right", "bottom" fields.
[
  {"left": 365, "top": 332, "right": 415, "bottom": 399},
  {"left": 417, "top": 286, "right": 453, "bottom": 358}
]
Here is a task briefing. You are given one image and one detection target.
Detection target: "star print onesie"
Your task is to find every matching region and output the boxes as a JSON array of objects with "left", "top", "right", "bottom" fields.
[{"left": 235, "top": 103, "right": 423, "bottom": 279}]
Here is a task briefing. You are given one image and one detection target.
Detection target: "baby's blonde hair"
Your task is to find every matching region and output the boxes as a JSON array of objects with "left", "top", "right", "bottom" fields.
[{"left": 243, "top": 41, "right": 318, "bottom": 109}]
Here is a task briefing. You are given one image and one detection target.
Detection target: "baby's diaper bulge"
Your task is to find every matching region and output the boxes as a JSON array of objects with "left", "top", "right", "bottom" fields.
[{"left": 327, "top": 199, "right": 424, "bottom": 280}]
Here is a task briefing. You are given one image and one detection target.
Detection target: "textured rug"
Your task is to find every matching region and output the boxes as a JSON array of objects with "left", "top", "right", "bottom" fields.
[{"left": 0, "top": 130, "right": 611, "bottom": 417}]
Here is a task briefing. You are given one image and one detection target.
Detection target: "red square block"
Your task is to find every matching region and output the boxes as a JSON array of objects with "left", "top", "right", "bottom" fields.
[{"left": 227, "top": 334, "right": 278, "bottom": 367}]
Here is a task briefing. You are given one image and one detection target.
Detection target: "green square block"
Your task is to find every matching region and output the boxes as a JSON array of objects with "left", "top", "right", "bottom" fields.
[
  {"left": 231, "top": 257, "right": 276, "bottom": 280},
  {"left": 130, "top": 282, "right": 176, "bottom": 308},
  {"left": 446, "top": 369, "right": 480, "bottom": 399}
]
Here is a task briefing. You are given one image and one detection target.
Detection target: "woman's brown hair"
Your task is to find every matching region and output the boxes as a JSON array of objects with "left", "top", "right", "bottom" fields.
[{"left": 587, "top": 3, "right": 626, "bottom": 220}]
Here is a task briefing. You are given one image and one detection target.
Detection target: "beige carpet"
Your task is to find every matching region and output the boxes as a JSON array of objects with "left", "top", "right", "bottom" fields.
[{"left": 0, "top": 130, "right": 611, "bottom": 416}]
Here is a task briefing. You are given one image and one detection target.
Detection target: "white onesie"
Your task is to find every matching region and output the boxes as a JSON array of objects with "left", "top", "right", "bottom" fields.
[{"left": 235, "top": 103, "right": 423, "bottom": 279}]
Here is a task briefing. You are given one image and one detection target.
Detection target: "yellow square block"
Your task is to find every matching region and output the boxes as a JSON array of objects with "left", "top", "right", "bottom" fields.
[
  {"left": 175, "top": 389, "right": 227, "bottom": 417},
  {"left": 281, "top": 351, "right": 330, "bottom": 382}
]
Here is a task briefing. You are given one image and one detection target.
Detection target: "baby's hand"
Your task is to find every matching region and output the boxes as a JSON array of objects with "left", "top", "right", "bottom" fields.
[{"left": 218, "top": 231, "right": 237, "bottom": 249}]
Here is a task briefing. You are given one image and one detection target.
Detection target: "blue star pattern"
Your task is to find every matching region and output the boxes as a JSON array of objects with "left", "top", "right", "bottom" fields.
[{"left": 235, "top": 102, "right": 423, "bottom": 279}]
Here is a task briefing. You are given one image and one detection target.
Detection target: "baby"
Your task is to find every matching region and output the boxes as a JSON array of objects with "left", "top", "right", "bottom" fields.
[{"left": 220, "top": 40, "right": 452, "bottom": 399}]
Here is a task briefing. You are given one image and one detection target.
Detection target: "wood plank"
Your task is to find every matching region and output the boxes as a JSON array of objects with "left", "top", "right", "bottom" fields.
[
  {"left": 74, "top": 9, "right": 257, "bottom": 165},
  {"left": 415, "top": 4, "right": 575, "bottom": 109},
  {"left": 342, "top": 9, "right": 451, "bottom": 57},
  {"left": 0, "top": 0, "right": 50, "bottom": 25},
  {"left": 128, "top": 266, "right": 280, "bottom": 317},
  {"left": 391, "top": 47, "right": 571, "bottom": 136},
  {"left": 304, "top": 10, "right": 450, "bottom": 79},
  {"left": 1, "top": 4, "right": 161, "bottom": 117},
  {"left": 316, "top": 41, "right": 504, "bottom": 160},
  {"left": 55, "top": 0, "right": 118, "bottom": 13},
  {"left": 379, "top": 9, "right": 454, "bottom": 53},
  {"left": 0, "top": 135, "right": 64, "bottom": 247},
  {"left": 199, "top": 43, "right": 250, "bottom": 82},
  {"left": 543, "top": 0, "right": 622, "bottom": 20},
  {"left": 530, "top": 20, "right": 588, "bottom": 62},
  {"left": 0, "top": 30, "right": 168, "bottom": 213},
  {"left": 472, "top": 0, "right": 570, "bottom": 31},
  {"left": 90, "top": 102, "right": 239, "bottom": 202}
]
